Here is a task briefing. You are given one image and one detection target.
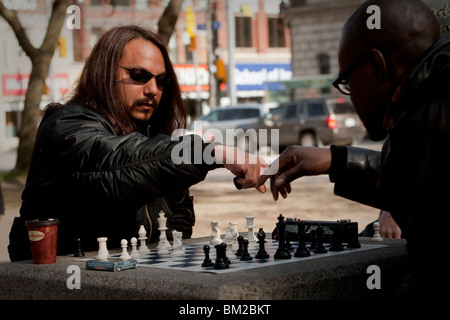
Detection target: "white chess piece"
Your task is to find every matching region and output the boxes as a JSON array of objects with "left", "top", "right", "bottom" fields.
[
  {"left": 224, "top": 227, "right": 236, "bottom": 260},
  {"left": 120, "top": 239, "right": 131, "bottom": 261},
  {"left": 171, "top": 230, "right": 185, "bottom": 256},
  {"left": 130, "top": 237, "right": 141, "bottom": 259},
  {"left": 157, "top": 210, "right": 172, "bottom": 253},
  {"left": 210, "top": 220, "right": 222, "bottom": 245},
  {"left": 138, "top": 225, "right": 150, "bottom": 254},
  {"left": 371, "top": 221, "right": 383, "bottom": 241},
  {"left": 245, "top": 216, "right": 258, "bottom": 248},
  {"left": 96, "top": 237, "right": 109, "bottom": 261},
  {"left": 229, "top": 222, "right": 239, "bottom": 250}
]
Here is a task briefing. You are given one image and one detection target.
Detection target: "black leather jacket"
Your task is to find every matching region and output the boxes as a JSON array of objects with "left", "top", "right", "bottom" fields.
[
  {"left": 329, "top": 35, "right": 450, "bottom": 267},
  {"left": 9, "top": 105, "right": 218, "bottom": 260}
]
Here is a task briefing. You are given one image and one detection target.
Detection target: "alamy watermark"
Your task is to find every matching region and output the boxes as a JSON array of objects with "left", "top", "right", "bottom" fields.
[
  {"left": 170, "top": 121, "right": 280, "bottom": 175},
  {"left": 66, "top": 5, "right": 81, "bottom": 30},
  {"left": 366, "top": 5, "right": 381, "bottom": 30}
]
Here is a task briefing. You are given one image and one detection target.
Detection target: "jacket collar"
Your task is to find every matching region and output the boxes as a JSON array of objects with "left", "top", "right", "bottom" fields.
[{"left": 383, "top": 35, "right": 450, "bottom": 132}]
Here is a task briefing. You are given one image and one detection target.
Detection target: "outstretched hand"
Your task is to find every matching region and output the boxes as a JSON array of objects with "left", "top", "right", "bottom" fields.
[
  {"left": 214, "top": 145, "right": 268, "bottom": 193},
  {"left": 256, "top": 146, "right": 332, "bottom": 200}
]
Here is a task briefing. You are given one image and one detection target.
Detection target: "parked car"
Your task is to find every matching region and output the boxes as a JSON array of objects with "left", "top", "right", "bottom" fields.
[
  {"left": 189, "top": 103, "right": 271, "bottom": 148},
  {"left": 239, "top": 98, "right": 366, "bottom": 149}
]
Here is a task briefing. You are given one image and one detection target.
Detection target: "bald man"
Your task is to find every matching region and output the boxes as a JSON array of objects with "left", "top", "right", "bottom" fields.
[{"left": 257, "top": 0, "right": 449, "bottom": 298}]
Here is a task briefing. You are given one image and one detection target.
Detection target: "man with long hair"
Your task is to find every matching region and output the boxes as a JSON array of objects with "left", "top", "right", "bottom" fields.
[{"left": 8, "top": 26, "right": 267, "bottom": 261}]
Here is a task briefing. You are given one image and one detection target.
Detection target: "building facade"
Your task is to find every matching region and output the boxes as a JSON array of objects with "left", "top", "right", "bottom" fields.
[{"left": 284, "top": 0, "right": 448, "bottom": 101}]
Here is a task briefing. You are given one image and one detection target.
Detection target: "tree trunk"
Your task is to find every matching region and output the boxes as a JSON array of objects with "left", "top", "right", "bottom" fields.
[
  {"left": 15, "top": 58, "right": 51, "bottom": 172},
  {"left": 158, "top": 0, "right": 184, "bottom": 45},
  {"left": 0, "top": 0, "right": 70, "bottom": 172}
]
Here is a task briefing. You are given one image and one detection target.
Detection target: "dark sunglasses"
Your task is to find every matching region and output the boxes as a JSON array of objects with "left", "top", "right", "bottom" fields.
[
  {"left": 119, "top": 66, "right": 169, "bottom": 87},
  {"left": 332, "top": 51, "right": 368, "bottom": 95}
]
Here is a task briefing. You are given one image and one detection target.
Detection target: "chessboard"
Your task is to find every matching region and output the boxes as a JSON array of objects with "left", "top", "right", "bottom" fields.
[{"left": 78, "top": 239, "right": 387, "bottom": 274}]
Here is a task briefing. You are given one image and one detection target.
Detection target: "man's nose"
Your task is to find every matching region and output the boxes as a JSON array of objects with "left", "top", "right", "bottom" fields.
[{"left": 143, "top": 77, "right": 159, "bottom": 96}]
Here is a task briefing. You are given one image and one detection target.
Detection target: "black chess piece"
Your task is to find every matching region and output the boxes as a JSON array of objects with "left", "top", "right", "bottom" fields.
[
  {"left": 240, "top": 239, "right": 253, "bottom": 261},
  {"left": 255, "top": 228, "right": 269, "bottom": 259},
  {"left": 223, "top": 242, "right": 231, "bottom": 265},
  {"left": 214, "top": 243, "right": 229, "bottom": 269},
  {"left": 329, "top": 225, "right": 344, "bottom": 252},
  {"left": 236, "top": 235, "right": 244, "bottom": 256},
  {"left": 294, "top": 230, "right": 310, "bottom": 258},
  {"left": 73, "top": 238, "right": 84, "bottom": 257},
  {"left": 314, "top": 227, "right": 328, "bottom": 254},
  {"left": 347, "top": 225, "right": 361, "bottom": 248},
  {"left": 274, "top": 219, "right": 291, "bottom": 259},
  {"left": 201, "top": 244, "right": 214, "bottom": 267},
  {"left": 309, "top": 229, "right": 317, "bottom": 250}
]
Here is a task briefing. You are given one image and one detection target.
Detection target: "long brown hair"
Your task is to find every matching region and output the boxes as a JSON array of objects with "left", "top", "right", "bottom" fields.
[{"left": 66, "top": 25, "right": 186, "bottom": 136}]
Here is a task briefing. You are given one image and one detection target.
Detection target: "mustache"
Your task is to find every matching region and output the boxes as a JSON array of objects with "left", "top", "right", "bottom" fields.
[{"left": 132, "top": 97, "right": 158, "bottom": 108}]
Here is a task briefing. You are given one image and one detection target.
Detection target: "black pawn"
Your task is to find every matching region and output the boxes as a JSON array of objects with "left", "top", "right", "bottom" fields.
[
  {"left": 201, "top": 245, "right": 214, "bottom": 267},
  {"left": 236, "top": 235, "right": 244, "bottom": 257},
  {"left": 214, "top": 243, "right": 229, "bottom": 269},
  {"left": 314, "top": 227, "right": 328, "bottom": 254},
  {"left": 73, "top": 238, "right": 84, "bottom": 257},
  {"left": 240, "top": 239, "right": 253, "bottom": 261},
  {"left": 294, "top": 231, "right": 310, "bottom": 258},
  {"left": 255, "top": 228, "right": 269, "bottom": 259}
]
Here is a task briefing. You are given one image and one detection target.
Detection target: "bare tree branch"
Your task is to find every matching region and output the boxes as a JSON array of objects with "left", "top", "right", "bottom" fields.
[{"left": 0, "top": 2, "right": 37, "bottom": 57}]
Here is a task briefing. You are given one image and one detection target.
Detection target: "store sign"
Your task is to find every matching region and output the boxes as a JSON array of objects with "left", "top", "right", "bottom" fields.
[
  {"left": 3, "top": 0, "right": 37, "bottom": 10},
  {"left": 174, "top": 64, "right": 210, "bottom": 92},
  {"left": 234, "top": 64, "right": 292, "bottom": 91},
  {"left": 2, "top": 73, "right": 70, "bottom": 96},
  {"left": 173, "top": 63, "right": 292, "bottom": 94}
]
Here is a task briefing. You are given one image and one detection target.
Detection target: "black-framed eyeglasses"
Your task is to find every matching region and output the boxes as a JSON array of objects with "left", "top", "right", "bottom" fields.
[
  {"left": 332, "top": 51, "right": 368, "bottom": 95},
  {"left": 119, "top": 66, "right": 169, "bottom": 88}
]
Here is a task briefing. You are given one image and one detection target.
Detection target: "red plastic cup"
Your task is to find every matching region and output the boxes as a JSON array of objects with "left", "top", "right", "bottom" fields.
[{"left": 25, "top": 219, "right": 59, "bottom": 264}]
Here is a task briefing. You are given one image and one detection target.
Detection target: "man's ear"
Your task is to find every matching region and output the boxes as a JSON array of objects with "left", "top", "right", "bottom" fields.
[{"left": 368, "top": 48, "right": 388, "bottom": 82}]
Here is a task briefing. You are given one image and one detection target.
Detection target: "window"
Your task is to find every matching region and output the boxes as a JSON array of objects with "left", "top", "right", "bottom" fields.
[
  {"left": 204, "top": 110, "right": 221, "bottom": 122},
  {"left": 307, "top": 103, "right": 326, "bottom": 117},
  {"left": 318, "top": 54, "right": 330, "bottom": 74},
  {"left": 235, "top": 16, "right": 252, "bottom": 47},
  {"left": 285, "top": 103, "right": 298, "bottom": 118},
  {"left": 238, "top": 108, "right": 261, "bottom": 119},
  {"left": 112, "top": 0, "right": 130, "bottom": 6},
  {"left": 268, "top": 17, "right": 285, "bottom": 47},
  {"left": 332, "top": 102, "right": 356, "bottom": 114}
]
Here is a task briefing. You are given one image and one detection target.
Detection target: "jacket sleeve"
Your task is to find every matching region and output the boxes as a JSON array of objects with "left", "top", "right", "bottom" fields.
[
  {"left": 329, "top": 145, "right": 388, "bottom": 210},
  {"left": 37, "top": 106, "right": 217, "bottom": 205}
]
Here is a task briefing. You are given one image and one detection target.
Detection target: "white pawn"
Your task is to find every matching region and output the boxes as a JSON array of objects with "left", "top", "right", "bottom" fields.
[
  {"left": 371, "top": 221, "right": 383, "bottom": 241},
  {"left": 138, "top": 225, "right": 150, "bottom": 254},
  {"left": 130, "top": 237, "right": 141, "bottom": 259},
  {"left": 120, "top": 239, "right": 131, "bottom": 261},
  {"left": 96, "top": 237, "right": 109, "bottom": 261}
]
